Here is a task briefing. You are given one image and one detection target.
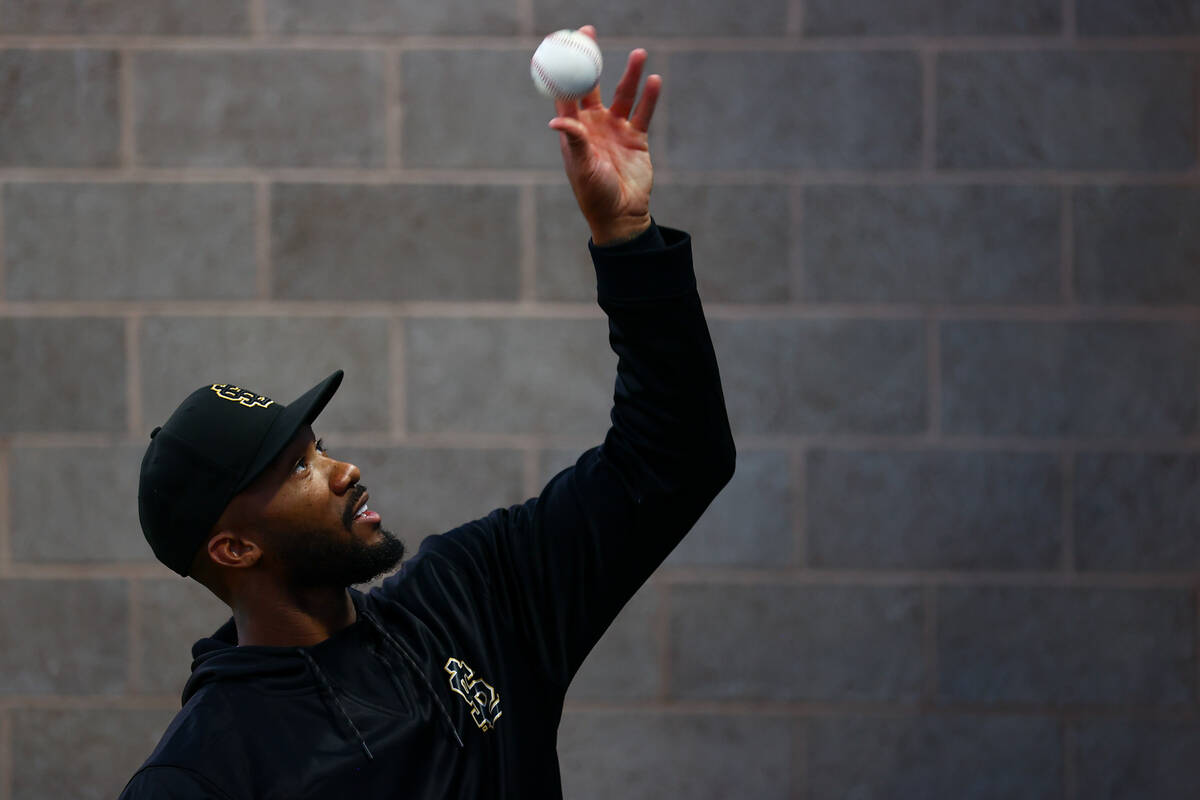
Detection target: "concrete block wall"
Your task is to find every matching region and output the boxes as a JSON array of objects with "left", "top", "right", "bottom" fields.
[{"left": 1, "top": 1, "right": 1198, "bottom": 797}]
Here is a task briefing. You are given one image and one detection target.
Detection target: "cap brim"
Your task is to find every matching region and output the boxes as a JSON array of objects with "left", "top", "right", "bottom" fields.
[{"left": 234, "top": 370, "right": 344, "bottom": 492}]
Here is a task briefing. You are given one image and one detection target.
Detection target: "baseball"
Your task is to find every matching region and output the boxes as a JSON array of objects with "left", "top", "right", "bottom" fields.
[{"left": 530, "top": 29, "right": 602, "bottom": 100}]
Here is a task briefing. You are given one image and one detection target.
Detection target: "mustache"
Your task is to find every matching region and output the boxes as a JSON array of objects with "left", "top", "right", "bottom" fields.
[{"left": 342, "top": 484, "right": 369, "bottom": 530}]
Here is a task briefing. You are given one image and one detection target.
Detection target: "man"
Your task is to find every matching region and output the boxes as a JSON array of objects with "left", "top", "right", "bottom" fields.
[{"left": 122, "top": 28, "right": 734, "bottom": 799}]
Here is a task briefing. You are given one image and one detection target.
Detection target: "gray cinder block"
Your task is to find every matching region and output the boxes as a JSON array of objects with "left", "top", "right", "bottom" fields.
[
  {"left": 557, "top": 711, "right": 794, "bottom": 800},
  {"left": 532, "top": 0, "right": 788, "bottom": 36},
  {"left": 11, "top": 445, "right": 147, "bottom": 562},
  {"left": 0, "top": 579, "right": 128, "bottom": 694},
  {"left": 941, "top": 321, "right": 1200, "bottom": 437},
  {"left": 0, "top": 49, "right": 119, "bottom": 167},
  {"left": 0, "top": 318, "right": 126, "bottom": 433},
  {"left": 1075, "top": 719, "right": 1200, "bottom": 800},
  {"left": 139, "top": 316, "right": 390, "bottom": 432},
  {"left": 808, "top": 714, "right": 1062, "bottom": 800},
  {"left": 1074, "top": 186, "right": 1200, "bottom": 304},
  {"left": 1074, "top": 452, "right": 1200, "bottom": 571},
  {"left": 669, "top": 584, "right": 925, "bottom": 702},
  {"left": 133, "top": 50, "right": 386, "bottom": 167},
  {"left": 937, "top": 52, "right": 1195, "bottom": 169},
  {"left": 272, "top": 183, "right": 521, "bottom": 301},
  {"left": 666, "top": 52, "right": 922, "bottom": 170},
  {"left": 265, "top": 0, "right": 517, "bottom": 34},
  {"left": 1078, "top": 0, "right": 1200, "bottom": 35},
  {"left": 710, "top": 319, "right": 927, "bottom": 435},
  {"left": 936, "top": 586, "right": 1195, "bottom": 705},
  {"left": 807, "top": 449, "right": 1062, "bottom": 569},
  {"left": 406, "top": 317, "right": 613, "bottom": 435},
  {"left": 804, "top": 0, "right": 1061, "bottom": 35},
  {"left": 0, "top": 0, "right": 247, "bottom": 34},
  {"left": 802, "top": 185, "right": 1060, "bottom": 303},
  {"left": 5, "top": 183, "right": 255, "bottom": 301},
  {"left": 12, "top": 708, "right": 178, "bottom": 800}
]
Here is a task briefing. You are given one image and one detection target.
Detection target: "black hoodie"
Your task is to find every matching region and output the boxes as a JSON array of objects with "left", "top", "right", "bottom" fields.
[{"left": 119, "top": 225, "right": 735, "bottom": 799}]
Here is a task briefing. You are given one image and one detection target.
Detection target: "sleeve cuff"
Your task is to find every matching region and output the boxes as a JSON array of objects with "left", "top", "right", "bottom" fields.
[{"left": 590, "top": 223, "right": 696, "bottom": 302}]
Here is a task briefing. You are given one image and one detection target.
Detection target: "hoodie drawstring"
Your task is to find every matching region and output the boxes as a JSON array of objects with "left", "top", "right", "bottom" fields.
[
  {"left": 298, "top": 649, "right": 375, "bottom": 762},
  {"left": 361, "top": 609, "right": 465, "bottom": 749}
]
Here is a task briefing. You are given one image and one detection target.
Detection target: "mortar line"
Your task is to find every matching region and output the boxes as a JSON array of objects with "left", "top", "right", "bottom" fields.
[
  {"left": 255, "top": 179, "right": 271, "bottom": 299},
  {"left": 559, "top": 698, "right": 1200, "bottom": 719},
  {"left": 388, "top": 316, "right": 408, "bottom": 441},
  {"left": 0, "top": 447, "right": 10, "bottom": 579},
  {"left": 10, "top": 34, "right": 1196, "bottom": 52},
  {"left": 0, "top": 709, "right": 11, "bottom": 800},
  {"left": 791, "top": 446, "right": 806, "bottom": 567},
  {"left": 789, "top": 184, "right": 804, "bottom": 301},
  {"left": 385, "top": 48, "right": 403, "bottom": 169},
  {"left": 786, "top": 0, "right": 805, "bottom": 36},
  {"left": 654, "top": 567, "right": 1200, "bottom": 588},
  {"left": 1062, "top": 0, "right": 1077, "bottom": 41},
  {"left": 518, "top": 182, "right": 537, "bottom": 302},
  {"left": 128, "top": 578, "right": 144, "bottom": 691},
  {"left": 1060, "top": 187, "right": 1075, "bottom": 304},
  {"left": 516, "top": 0, "right": 535, "bottom": 36},
  {"left": 656, "top": 582, "right": 672, "bottom": 703},
  {"left": 249, "top": 0, "right": 266, "bottom": 36},
  {"left": 0, "top": 696, "right": 177, "bottom": 711},
  {"left": 651, "top": 52, "right": 669, "bottom": 175},
  {"left": 7, "top": 166, "right": 1200, "bottom": 187},
  {"left": 1194, "top": 52, "right": 1200, "bottom": 166},
  {"left": 792, "top": 717, "right": 807, "bottom": 800},
  {"left": 25, "top": 297, "right": 1200, "bottom": 320},
  {"left": 925, "top": 317, "right": 941, "bottom": 437},
  {"left": 0, "top": 183, "right": 6, "bottom": 304},
  {"left": 125, "top": 314, "right": 143, "bottom": 436},
  {"left": 922, "top": 584, "right": 939, "bottom": 703},
  {"left": 16, "top": 429, "right": 1200, "bottom": 454},
  {"left": 920, "top": 47, "right": 937, "bottom": 172},
  {"left": 119, "top": 50, "right": 136, "bottom": 168},
  {"left": 521, "top": 447, "right": 541, "bottom": 500},
  {"left": 1063, "top": 720, "right": 1078, "bottom": 800},
  {"left": 1195, "top": 587, "right": 1200, "bottom": 708},
  {"left": 1061, "top": 453, "right": 1076, "bottom": 573}
]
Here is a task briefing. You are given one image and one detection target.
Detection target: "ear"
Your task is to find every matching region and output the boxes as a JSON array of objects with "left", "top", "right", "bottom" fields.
[{"left": 206, "top": 531, "right": 263, "bottom": 570}]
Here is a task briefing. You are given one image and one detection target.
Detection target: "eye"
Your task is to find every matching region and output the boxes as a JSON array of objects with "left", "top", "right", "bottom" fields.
[{"left": 315, "top": 438, "right": 327, "bottom": 455}]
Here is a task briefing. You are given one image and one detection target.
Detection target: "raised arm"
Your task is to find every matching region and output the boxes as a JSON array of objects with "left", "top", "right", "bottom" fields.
[{"left": 422, "top": 29, "right": 734, "bottom": 688}]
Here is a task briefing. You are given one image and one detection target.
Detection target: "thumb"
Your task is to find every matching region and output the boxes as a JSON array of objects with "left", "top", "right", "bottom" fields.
[{"left": 548, "top": 117, "right": 589, "bottom": 160}]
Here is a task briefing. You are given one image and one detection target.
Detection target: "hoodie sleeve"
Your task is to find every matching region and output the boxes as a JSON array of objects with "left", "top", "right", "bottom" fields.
[
  {"left": 120, "top": 766, "right": 235, "bottom": 799},
  {"left": 419, "top": 224, "right": 735, "bottom": 689}
]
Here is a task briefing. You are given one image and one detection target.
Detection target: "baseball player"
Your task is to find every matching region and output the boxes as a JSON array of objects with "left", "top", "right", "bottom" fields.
[{"left": 121, "top": 29, "right": 734, "bottom": 798}]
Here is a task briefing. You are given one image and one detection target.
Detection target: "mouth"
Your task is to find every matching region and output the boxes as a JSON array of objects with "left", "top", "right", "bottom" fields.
[{"left": 347, "top": 488, "right": 381, "bottom": 527}]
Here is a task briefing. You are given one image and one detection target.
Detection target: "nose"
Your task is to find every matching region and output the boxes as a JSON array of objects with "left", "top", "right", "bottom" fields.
[{"left": 329, "top": 458, "right": 361, "bottom": 494}]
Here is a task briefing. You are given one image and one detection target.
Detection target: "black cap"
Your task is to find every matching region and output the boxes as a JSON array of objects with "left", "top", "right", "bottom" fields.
[{"left": 138, "top": 371, "right": 344, "bottom": 576}]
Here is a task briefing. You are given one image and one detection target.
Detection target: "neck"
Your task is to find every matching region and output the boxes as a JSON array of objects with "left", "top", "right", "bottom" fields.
[{"left": 232, "top": 585, "right": 357, "bottom": 647}]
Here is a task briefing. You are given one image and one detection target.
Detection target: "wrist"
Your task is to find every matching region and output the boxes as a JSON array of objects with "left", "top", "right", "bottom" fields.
[{"left": 589, "top": 214, "right": 652, "bottom": 247}]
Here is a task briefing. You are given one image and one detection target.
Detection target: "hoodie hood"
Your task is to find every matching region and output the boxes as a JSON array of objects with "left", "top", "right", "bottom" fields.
[
  {"left": 180, "top": 590, "right": 463, "bottom": 759},
  {"left": 182, "top": 616, "right": 317, "bottom": 703}
]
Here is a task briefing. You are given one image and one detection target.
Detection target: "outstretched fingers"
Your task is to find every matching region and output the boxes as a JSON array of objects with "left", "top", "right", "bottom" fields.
[
  {"left": 608, "top": 49, "right": 647, "bottom": 120},
  {"left": 629, "top": 73, "right": 662, "bottom": 133}
]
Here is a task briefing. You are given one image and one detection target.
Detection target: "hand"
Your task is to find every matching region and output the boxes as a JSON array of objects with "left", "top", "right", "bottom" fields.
[{"left": 548, "top": 26, "right": 662, "bottom": 246}]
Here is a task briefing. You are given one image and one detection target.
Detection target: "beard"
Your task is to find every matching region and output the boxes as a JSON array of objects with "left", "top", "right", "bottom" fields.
[{"left": 275, "top": 524, "right": 406, "bottom": 589}]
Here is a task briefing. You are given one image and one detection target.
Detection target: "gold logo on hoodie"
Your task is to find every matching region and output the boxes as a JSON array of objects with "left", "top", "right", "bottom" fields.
[{"left": 445, "top": 657, "right": 502, "bottom": 732}]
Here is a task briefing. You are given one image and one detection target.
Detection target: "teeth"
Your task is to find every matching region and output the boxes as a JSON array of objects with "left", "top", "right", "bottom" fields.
[{"left": 355, "top": 503, "right": 369, "bottom": 518}]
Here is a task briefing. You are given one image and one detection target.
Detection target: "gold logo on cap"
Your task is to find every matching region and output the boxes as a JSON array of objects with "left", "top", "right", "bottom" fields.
[{"left": 210, "top": 384, "right": 275, "bottom": 409}]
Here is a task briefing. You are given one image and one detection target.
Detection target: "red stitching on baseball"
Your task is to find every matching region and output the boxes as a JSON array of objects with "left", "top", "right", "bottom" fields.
[{"left": 532, "top": 57, "right": 574, "bottom": 99}]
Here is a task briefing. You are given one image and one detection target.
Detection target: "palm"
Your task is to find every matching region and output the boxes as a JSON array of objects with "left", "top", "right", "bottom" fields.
[{"left": 567, "top": 105, "right": 652, "bottom": 224}]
